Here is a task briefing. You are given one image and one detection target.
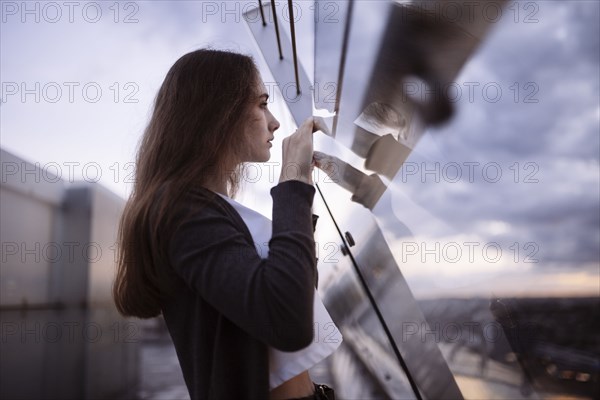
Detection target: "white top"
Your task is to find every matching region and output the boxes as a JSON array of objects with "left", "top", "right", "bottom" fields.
[{"left": 216, "top": 193, "right": 343, "bottom": 389}]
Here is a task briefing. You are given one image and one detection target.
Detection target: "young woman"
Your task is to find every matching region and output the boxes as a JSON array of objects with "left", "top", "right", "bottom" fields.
[{"left": 112, "top": 48, "right": 338, "bottom": 399}]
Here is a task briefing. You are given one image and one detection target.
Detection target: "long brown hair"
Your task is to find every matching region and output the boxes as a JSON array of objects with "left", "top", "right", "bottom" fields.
[{"left": 113, "top": 48, "right": 260, "bottom": 318}]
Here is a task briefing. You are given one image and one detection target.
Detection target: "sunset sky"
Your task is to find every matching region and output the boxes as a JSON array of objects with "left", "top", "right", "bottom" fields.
[{"left": 2, "top": 0, "right": 598, "bottom": 298}]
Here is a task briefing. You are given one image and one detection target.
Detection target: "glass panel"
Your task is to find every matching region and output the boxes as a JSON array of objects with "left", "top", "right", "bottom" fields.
[
  {"left": 251, "top": 0, "right": 599, "bottom": 398},
  {"left": 313, "top": 0, "right": 352, "bottom": 113},
  {"left": 313, "top": 1, "right": 599, "bottom": 399},
  {"left": 311, "top": 193, "right": 420, "bottom": 398},
  {"left": 314, "top": 0, "right": 499, "bottom": 208}
]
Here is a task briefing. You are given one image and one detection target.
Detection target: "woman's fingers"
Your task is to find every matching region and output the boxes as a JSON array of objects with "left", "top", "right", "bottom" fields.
[
  {"left": 312, "top": 116, "right": 331, "bottom": 135},
  {"left": 279, "top": 117, "right": 335, "bottom": 184},
  {"left": 312, "top": 150, "right": 327, "bottom": 165},
  {"left": 279, "top": 117, "right": 316, "bottom": 184},
  {"left": 312, "top": 151, "right": 367, "bottom": 192},
  {"left": 312, "top": 151, "right": 339, "bottom": 178},
  {"left": 299, "top": 117, "right": 315, "bottom": 140}
]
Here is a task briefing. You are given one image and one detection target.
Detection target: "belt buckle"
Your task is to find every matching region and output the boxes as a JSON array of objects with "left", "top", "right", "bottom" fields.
[{"left": 315, "top": 384, "right": 328, "bottom": 400}]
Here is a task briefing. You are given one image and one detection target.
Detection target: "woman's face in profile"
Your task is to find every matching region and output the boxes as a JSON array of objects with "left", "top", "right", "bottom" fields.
[{"left": 240, "top": 79, "right": 280, "bottom": 163}]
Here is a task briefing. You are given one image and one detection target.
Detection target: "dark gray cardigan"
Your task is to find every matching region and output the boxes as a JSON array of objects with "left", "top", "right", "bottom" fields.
[{"left": 161, "top": 180, "right": 318, "bottom": 400}]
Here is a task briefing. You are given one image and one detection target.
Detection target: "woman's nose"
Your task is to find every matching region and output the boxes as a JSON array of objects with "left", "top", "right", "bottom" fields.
[{"left": 270, "top": 117, "right": 280, "bottom": 132}]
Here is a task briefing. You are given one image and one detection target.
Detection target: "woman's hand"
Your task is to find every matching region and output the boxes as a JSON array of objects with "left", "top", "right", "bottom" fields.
[
  {"left": 279, "top": 117, "right": 327, "bottom": 185},
  {"left": 312, "top": 150, "right": 364, "bottom": 192}
]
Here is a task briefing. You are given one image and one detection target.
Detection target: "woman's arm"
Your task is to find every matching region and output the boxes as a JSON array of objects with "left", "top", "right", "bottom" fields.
[{"left": 168, "top": 180, "right": 316, "bottom": 352}]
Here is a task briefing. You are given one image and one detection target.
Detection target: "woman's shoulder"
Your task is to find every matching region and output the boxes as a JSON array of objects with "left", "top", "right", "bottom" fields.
[
  {"left": 149, "top": 182, "right": 236, "bottom": 228},
  {"left": 169, "top": 185, "right": 254, "bottom": 243},
  {"left": 179, "top": 186, "right": 249, "bottom": 227},
  {"left": 155, "top": 181, "right": 220, "bottom": 205}
]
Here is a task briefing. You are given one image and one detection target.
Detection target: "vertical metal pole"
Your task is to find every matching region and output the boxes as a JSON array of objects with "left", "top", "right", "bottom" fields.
[
  {"left": 270, "top": 0, "right": 284, "bottom": 59},
  {"left": 332, "top": 0, "right": 355, "bottom": 134},
  {"left": 287, "top": 0, "right": 301, "bottom": 95},
  {"left": 258, "top": 0, "right": 266, "bottom": 26}
]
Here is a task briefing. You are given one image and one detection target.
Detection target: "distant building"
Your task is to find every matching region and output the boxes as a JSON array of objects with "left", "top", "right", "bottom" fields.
[{"left": 1, "top": 148, "right": 137, "bottom": 399}]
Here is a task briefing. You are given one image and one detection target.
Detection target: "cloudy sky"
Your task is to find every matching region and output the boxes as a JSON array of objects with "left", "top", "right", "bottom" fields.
[
  {"left": 379, "top": 0, "right": 600, "bottom": 297},
  {"left": 2, "top": 0, "right": 598, "bottom": 298}
]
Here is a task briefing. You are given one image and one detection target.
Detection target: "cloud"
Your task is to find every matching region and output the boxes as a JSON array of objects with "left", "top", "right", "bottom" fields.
[
  {"left": 379, "top": 1, "right": 600, "bottom": 278},
  {"left": 2, "top": 0, "right": 597, "bottom": 294}
]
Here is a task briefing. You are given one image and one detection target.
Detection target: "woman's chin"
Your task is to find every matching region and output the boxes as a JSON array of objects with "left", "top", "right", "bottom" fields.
[{"left": 244, "top": 152, "right": 271, "bottom": 163}]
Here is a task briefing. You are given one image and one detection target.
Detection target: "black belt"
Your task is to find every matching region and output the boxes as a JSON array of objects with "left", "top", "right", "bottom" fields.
[{"left": 288, "top": 383, "right": 335, "bottom": 400}]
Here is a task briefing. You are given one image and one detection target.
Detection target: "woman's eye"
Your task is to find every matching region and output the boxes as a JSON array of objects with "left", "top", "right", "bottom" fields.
[{"left": 261, "top": 102, "right": 268, "bottom": 109}]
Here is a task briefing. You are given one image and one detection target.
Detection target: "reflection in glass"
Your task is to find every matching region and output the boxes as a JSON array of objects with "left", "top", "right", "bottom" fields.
[{"left": 249, "top": 0, "right": 599, "bottom": 399}]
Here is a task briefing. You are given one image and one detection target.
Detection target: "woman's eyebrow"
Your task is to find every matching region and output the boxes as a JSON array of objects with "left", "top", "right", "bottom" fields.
[{"left": 259, "top": 93, "right": 269, "bottom": 101}]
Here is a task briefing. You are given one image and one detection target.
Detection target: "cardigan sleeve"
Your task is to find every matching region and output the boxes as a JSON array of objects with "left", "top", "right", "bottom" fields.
[{"left": 168, "top": 180, "right": 317, "bottom": 352}]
